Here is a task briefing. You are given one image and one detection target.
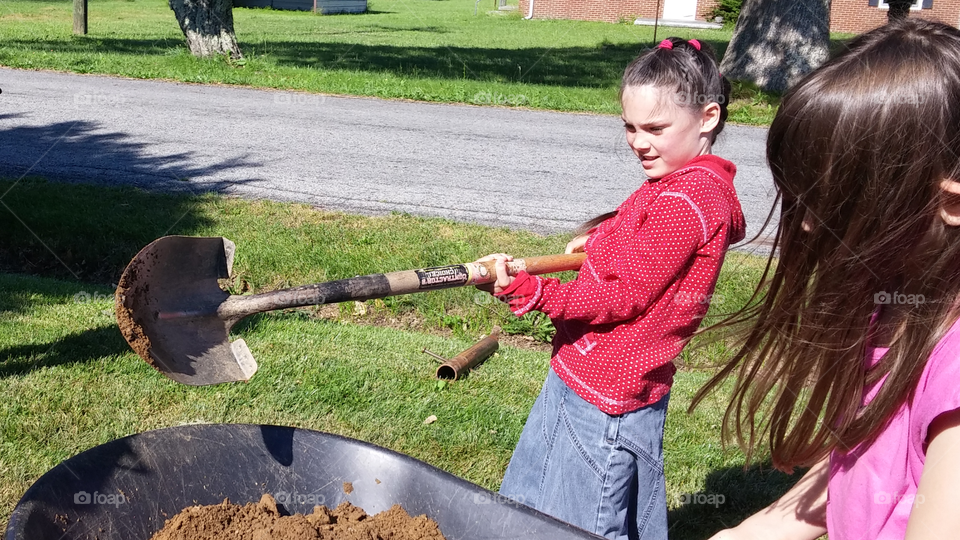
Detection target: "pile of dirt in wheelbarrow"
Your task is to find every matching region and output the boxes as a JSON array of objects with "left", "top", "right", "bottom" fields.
[{"left": 149, "top": 493, "right": 446, "bottom": 540}]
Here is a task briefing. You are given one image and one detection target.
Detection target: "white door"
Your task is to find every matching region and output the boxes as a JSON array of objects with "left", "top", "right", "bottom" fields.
[{"left": 662, "top": 0, "right": 698, "bottom": 20}]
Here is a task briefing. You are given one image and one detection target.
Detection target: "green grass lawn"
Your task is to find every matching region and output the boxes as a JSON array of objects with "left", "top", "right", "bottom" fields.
[
  {"left": 0, "top": 0, "right": 781, "bottom": 123},
  {"left": 0, "top": 179, "right": 796, "bottom": 538},
  {"left": 0, "top": 271, "right": 801, "bottom": 539},
  {"left": 0, "top": 178, "right": 768, "bottom": 354}
]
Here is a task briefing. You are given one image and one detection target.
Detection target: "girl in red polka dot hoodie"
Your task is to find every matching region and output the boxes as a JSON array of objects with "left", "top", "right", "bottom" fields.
[{"left": 478, "top": 38, "right": 746, "bottom": 540}]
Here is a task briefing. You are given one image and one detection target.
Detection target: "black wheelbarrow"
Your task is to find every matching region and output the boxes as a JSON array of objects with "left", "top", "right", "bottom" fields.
[{"left": 5, "top": 424, "right": 602, "bottom": 540}]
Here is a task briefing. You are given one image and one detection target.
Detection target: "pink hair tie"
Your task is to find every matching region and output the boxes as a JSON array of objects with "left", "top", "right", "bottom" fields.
[
  {"left": 688, "top": 39, "right": 701, "bottom": 51},
  {"left": 658, "top": 39, "right": 674, "bottom": 50}
]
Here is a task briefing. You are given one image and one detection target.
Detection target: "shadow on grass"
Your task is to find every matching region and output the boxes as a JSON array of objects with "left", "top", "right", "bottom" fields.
[
  {"left": 667, "top": 462, "right": 806, "bottom": 540},
  {"left": 233, "top": 4, "right": 397, "bottom": 16},
  {"left": 4, "top": 34, "right": 854, "bottom": 89},
  {"left": 0, "top": 325, "right": 130, "bottom": 379},
  {"left": 0, "top": 115, "right": 264, "bottom": 283},
  {"left": 3, "top": 37, "right": 668, "bottom": 87},
  {"left": 264, "top": 41, "right": 652, "bottom": 87}
]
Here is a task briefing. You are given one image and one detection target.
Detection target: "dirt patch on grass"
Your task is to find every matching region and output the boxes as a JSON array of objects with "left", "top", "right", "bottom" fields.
[
  {"left": 150, "top": 494, "right": 446, "bottom": 540},
  {"left": 305, "top": 303, "right": 553, "bottom": 353}
]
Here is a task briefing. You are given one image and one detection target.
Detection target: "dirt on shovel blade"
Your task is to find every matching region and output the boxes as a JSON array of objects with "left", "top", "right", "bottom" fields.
[
  {"left": 115, "top": 254, "right": 156, "bottom": 367},
  {"left": 149, "top": 494, "right": 447, "bottom": 540}
]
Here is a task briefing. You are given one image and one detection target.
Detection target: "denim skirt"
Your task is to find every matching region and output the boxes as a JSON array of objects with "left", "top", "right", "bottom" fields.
[{"left": 499, "top": 368, "right": 669, "bottom": 540}]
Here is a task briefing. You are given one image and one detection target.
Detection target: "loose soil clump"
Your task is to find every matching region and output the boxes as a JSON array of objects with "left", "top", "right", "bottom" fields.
[{"left": 150, "top": 494, "right": 446, "bottom": 540}]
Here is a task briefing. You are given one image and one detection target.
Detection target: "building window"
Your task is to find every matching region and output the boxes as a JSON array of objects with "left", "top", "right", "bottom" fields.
[
  {"left": 880, "top": 0, "right": 921, "bottom": 9},
  {"left": 869, "top": 0, "right": 932, "bottom": 8}
]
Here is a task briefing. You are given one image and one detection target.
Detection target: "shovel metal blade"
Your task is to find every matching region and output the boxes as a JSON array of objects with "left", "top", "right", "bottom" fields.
[{"left": 115, "top": 236, "right": 258, "bottom": 385}]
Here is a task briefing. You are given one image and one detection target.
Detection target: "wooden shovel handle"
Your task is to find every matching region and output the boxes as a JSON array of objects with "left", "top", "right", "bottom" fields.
[
  {"left": 475, "top": 253, "right": 586, "bottom": 284},
  {"left": 218, "top": 253, "right": 586, "bottom": 320}
]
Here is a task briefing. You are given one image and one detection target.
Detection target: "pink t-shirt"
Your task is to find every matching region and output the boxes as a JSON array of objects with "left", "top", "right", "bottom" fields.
[{"left": 827, "top": 316, "right": 960, "bottom": 540}]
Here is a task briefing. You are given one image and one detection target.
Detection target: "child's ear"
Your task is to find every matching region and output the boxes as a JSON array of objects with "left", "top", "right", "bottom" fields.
[
  {"left": 940, "top": 179, "right": 960, "bottom": 227},
  {"left": 700, "top": 102, "right": 721, "bottom": 135}
]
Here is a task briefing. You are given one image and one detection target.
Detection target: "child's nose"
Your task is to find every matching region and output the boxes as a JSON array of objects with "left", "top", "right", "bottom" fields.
[{"left": 630, "top": 134, "right": 651, "bottom": 152}]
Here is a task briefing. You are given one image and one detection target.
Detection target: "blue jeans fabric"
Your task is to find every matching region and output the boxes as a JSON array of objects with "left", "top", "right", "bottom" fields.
[{"left": 499, "top": 368, "right": 669, "bottom": 540}]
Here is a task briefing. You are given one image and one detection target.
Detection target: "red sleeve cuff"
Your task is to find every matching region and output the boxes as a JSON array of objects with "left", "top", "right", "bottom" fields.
[{"left": 497, "top": 272, "right": 544, "bottom": 316}]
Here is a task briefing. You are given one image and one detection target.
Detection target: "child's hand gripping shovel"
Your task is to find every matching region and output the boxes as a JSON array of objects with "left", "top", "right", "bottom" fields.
[{"left": 114, "top": 236, "right": 585, "bottom": 386}]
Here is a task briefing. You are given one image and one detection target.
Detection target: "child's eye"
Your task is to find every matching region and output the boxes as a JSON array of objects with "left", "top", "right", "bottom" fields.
[
  {"left": 648, "top": 126, "right": 664, "bottom": 133},
  {"left": 623, "top": 123, "right": 636, "bottom": 132}
]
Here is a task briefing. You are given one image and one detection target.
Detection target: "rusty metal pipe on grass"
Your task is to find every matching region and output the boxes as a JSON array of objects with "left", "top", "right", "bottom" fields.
[{"left": 435, "top": 327, "right": 501, "bottom": 380}]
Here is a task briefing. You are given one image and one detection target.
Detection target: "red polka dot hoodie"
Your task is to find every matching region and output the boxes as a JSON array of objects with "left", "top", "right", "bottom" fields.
[{"left": 500, "top": 154, "right": 746, "bottom": 415}]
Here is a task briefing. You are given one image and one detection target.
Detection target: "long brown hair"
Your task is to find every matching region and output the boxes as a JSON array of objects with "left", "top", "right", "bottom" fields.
[{"left": 691, "top": 19, "right": 960, "bottom": 470}]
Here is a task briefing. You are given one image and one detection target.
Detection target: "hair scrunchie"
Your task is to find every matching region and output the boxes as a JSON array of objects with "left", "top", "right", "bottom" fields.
[
  {"left": 658, "top": 39, "right": 674, "bottom": 50},
  {"left": 688, "top": 39, "right": 702, "bottom": 51}
]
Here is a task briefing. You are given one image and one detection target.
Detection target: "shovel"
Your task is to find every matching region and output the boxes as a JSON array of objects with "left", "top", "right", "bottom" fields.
[{"left": 114, "top": 236, "right": 585, "bottom": 386}]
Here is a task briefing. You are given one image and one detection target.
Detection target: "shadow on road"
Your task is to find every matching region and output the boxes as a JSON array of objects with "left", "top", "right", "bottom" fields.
[
  {"left": 0, "top": 114, "right": 261, "bottom": 191},
  {"left": 0, "top": 116, "right": 262, "bottom": 283}
]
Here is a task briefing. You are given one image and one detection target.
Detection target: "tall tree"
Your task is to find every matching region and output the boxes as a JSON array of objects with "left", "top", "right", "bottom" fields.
[
  {"left": 719, "top": 0, "right": 830, "bottom": 93},
  {"left": 886, "top": 0, "right": 914, "bottom": 22},
  {"left": 169, "top": 0, "right": 243, "bottom": 59}
]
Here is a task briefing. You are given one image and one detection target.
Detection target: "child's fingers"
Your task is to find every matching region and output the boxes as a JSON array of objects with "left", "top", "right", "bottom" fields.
[
  {"left": 475, "top": 253, "right": 514, "bottom": 263},
  {"left": 474, "top": 253, "right": 515, "bottom": 295},
  {"left": 495, "top": 256, "right": 513, "bottom": 290},
  {"left": 565, "top": 234, "right": 588, "bottom": 254}
]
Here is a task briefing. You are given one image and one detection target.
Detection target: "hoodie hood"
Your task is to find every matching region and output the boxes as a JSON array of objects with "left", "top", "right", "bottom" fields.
[{"left": 681, "top": 154, "right": 747, "bottom": 244}]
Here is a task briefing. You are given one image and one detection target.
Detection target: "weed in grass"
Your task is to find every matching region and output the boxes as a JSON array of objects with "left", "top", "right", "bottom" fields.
[{"left": 500, "top": 311, "right": 555, "bottom": 343}]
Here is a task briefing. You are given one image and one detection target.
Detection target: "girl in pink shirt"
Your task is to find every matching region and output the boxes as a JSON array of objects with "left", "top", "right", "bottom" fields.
[
  {"left": 697, "top": 19, "right": 960, "bottom": 540},
  {"left": 478, "top": 38, "right": 745, "bottom": 540}
]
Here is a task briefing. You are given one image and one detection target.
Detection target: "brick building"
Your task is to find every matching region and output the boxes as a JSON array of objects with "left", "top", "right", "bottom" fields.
[
  {"left": 515, "top": 0, "right": 720, "bottom": 24},
  {"left": 517, "top": 0, "right": 960, "bottom": 34},
  {"left": 833, "top": 0, "right": 957, "bottom": 33}
]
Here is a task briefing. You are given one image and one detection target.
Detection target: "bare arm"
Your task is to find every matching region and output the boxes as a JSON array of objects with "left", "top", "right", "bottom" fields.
[
  {"left": 905, "top": 409, "right": 960, "bottom": 540},
  {"left": 706, "top": 458, "right": 829, "bottom": 540}
]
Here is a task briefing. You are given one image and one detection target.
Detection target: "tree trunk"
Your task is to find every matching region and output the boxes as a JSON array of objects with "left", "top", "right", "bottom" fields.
[
  {"left": 73, "top": 0, "right": 88, "bottom": 35},
  {"left": 719, "top": 0, "right": 830, "bottom": 93},
  {"left": 887, "top": 1, "right": 913, "bottom": 22},
  {"left": 169, "top": 0, "right": 243, "bottom": 59}
]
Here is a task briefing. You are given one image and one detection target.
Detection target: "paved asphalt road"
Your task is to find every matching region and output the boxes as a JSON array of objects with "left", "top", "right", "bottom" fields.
[{"left": 0, "top": 68, "right": 778, "bottom": 251}]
